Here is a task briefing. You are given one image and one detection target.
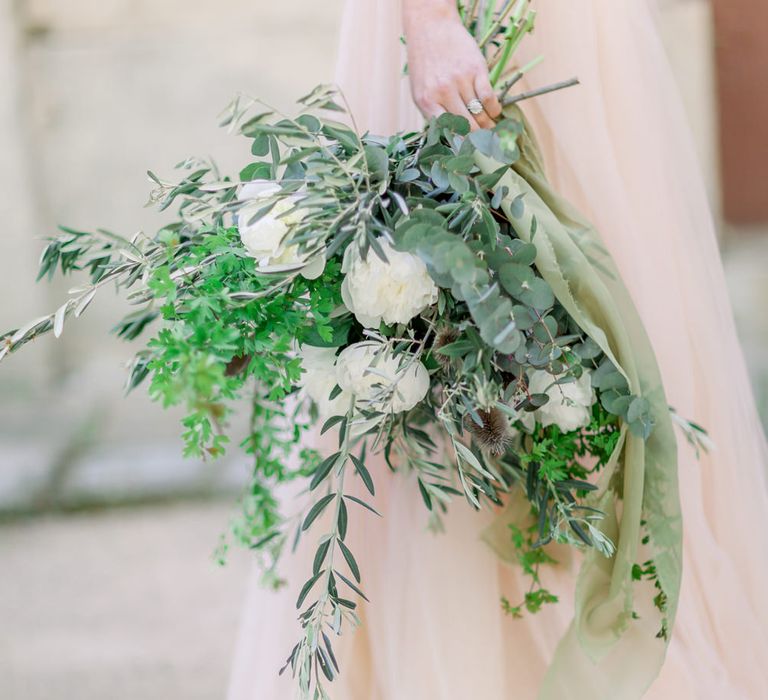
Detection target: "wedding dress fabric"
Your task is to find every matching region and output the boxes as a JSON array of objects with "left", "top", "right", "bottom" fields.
[{"left": 228, "top": 1, "right": 768, "bottom": 698}]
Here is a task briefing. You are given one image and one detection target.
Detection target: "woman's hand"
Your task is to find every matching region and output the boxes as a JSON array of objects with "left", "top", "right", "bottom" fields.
[{"left": 403, "top": 0, "right": 501, "bottom": 130}]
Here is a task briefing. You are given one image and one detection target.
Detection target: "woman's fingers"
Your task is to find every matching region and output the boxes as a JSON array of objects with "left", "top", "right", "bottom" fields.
[
  {"left": 459, "top": 76, "right": 496, "bottom": 130},
  {"left": 417, "top": 72, "right": 499, "bottom": 132},
  {"left": 421, "top": 100, "right": 446, "bottom": 120},
  {"left": 443, "top": 89, "right": 481, "bottom": 131},
  {"left": 474, "top": 72, "right": 502, "bottom": 121}
]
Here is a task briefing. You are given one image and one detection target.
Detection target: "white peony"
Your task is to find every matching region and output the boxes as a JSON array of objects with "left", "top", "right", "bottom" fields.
[
  {"left": 336, "top": 342, "right": 430, "bottom": 413},
  {"left": 238, "top": 180, "right": 324, "bottom": 279},
  {"left": 298, "top": 344, "right": 349, "bottom": 419},
  {"left": 340, "top": 239, "right": 438, "bottom": 328},
  {"left": 527, "top": 369, "right": 594, "bottom": 432}
]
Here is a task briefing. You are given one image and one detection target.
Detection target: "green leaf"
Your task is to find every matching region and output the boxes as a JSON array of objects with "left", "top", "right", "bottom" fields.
[
  {"left": 445, "top": 155, "right": 475, "bottom": 174},
  {"left": 335, "top": 570, "right": 369, "bottom": 602},
  {"left": 302, "top": 493, "right": 336, "bottom": 531},
  {"left": 337, "top": 538, "right": 361, "bottom": 582},
  {"left": 435, "top": 338, "right": 475, "bottom": 358},
  {"left": 627, "top": 396, "right": 650, "bottom": 423},
  {"left": 296, "top": 569, "right": 324, "bottom": 608},
  {"left": 364, "top": 145, "right": 389, "bottom": 182},
  {"left": 310, "top": 451, "right": 341, "bottom": 490},
  {"left": 511, "top": 242, "right": 537, "bottom": 266},
  {"left": 350, "top": 453, "right": 375, "bottom": 496},
  {"left": 418, "top": 479, "right": 433, "bottom": 511},
  {"left": 239, "top": 162, "right": 271, "bottom": 182},
  {"left": 239, "top": 110, "right": 274, "bottom": 134},
  {"left": 322, "top": 123, "right": 359, "bottom": 152},
  {"left": 435, "top": 112, "right": 471, "bottom": 135},
  {"left": 398, "top": 167, "right": 420, "bottom": 182},
  {"left": 250, "top": 531, "right": 279, "bottom": 549},
  {"left": 498, "top": 262, "right": 534, "bottom": 296},
  {"left": 344, "top": 494, "right": 381, "bottom": 517},
  {"left": 574, "top": 338, "right": 602, "bottom": 360},
  {"left": 627, "top": 396, "right": 655, "bottom": 439},
  {"left": 337, "top": 498, "right": 348, "bottom": 540},
  {"left": 321, "top": 415, "right": 346, "bottom": 435},
  {"left": 295, "top": 113, "right": 321, "bottom": 133},
  {"left": 455, "top": 441, "right": 495, "bottom": 480},
  {"left": 313, "top": 539, "right": 331, "bottom": 574},
  {"left": 601, "top": 389, "right": 631, "bottom": 416},
  {"left": 569, "top": 520, "right": 593, "bottom": 546},
  {"left": 510, "top": 193, "right": 525, "bottom": 218},
  {"left": 250, "top": 132, "right": 269, "bottom": 156},
  {"left": 519, "top": 277, "right": 555, "bottom": 311},
  {"left": 322, "top": 632, "right": 340, "bottom": 673},
  {"left": 316, "top": 647, "right": 335, "bottom": 682}
]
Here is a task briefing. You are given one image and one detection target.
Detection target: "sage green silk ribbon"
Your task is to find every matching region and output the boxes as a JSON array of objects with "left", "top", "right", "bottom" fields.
[{"left": 477, "top": 109, "right": 682, "bottom": 699}]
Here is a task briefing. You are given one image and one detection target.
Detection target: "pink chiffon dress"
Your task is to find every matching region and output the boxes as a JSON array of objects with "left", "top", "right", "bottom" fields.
[{"left": 228, "top": 2, "right": 768, "bottom": 698}]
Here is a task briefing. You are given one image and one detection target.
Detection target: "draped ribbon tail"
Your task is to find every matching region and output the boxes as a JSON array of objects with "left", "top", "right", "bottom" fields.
[{"left": 478, "top": 107, "right": 682, "bottom": 700}]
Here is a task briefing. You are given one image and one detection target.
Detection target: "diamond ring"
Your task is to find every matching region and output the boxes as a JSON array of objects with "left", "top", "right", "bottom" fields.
[{"left": 466, "top": 99, "right": 484, "bottom": 115}]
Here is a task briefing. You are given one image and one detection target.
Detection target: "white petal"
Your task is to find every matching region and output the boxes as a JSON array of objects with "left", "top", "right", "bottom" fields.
[
  {"left": 300, "top": 255, "right": 326, "bottom": 280},
  {"left": 239, "top": 180, "right": 280, "bottom": 200}
]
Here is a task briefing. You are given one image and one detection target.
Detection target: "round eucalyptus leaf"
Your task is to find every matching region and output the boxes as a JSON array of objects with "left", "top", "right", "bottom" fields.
[
  {"left": 518, "top": 277, "right": 555, "bottom": 311},
  {"left": 574, "top": 338, "right": 602, "bottom": 360},
  {"left": 498, "top": 262, "right": 534, "bottom": 297},
  {"left": 512, "top": 304, "right": 537, "bottom": 331},
  {"left": 511, "top": 242, "right": 538, "bottom": 266},
  {"left": 600, "top": 389, "right": 632, "bottom": 417}
]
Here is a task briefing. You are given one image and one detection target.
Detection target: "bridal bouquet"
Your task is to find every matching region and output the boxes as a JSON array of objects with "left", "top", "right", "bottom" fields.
[{"left": 2, "top": 2, "right": 706, "bottom": 697}]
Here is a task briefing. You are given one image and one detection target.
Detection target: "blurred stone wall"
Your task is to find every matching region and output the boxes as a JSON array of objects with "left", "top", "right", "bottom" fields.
[
  {"left": 0, "top": 0, "right": 345, "bottom": 512},
  {"left": 0, "top": 0, "right": 764, "bottom": 513}
]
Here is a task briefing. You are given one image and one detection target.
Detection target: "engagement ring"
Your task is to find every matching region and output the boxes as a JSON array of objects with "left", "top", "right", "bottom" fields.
[{"left": 466, "top": 99, "right": 484, "bottom": 115}]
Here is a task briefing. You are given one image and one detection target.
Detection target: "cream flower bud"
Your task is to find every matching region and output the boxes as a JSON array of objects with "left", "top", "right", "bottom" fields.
[
  {"left": 238, "top": 180, "right": 324, "bottom": 280},
  {"left": 340, "top": 239, "right": 438, "bottom": 328},
  {"left": 527, "top": 369, "right": 594, "bottom": 432},
  {"left": 335, "top": 342, "right": 429, "bottom": 413},
  {"left": 298, "top": 344, "right": 349, "bottom": 419}
]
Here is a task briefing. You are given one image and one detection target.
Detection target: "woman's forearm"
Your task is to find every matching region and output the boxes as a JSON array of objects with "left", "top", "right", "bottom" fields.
[
  {"left": 402, "top": 0, "right": 459, "bottom": 38},
  {"left": 402, "top": 0, "right": 459, "bottom": 24}
]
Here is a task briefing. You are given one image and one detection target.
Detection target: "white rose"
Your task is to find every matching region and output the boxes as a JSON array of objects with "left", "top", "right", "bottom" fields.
[
  {"left": 298, "top": 344, "right": 349, "bottom": 419},
  {"left": 341, "top": 239, "right": 438, "bottom": 328},
  {"left": 528, "top": 369, "right": 594, "bottom": 432},
  {"left": 238, "top": 180, "right": 324, "bottom": 280},
  {"left": 336, "top": 342, "right": 430, "bottom": 413}
]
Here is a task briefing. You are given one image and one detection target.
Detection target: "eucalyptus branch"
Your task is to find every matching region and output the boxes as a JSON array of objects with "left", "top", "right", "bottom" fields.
[
  {"left": 497, "top": 56, "right": 544, "bottom": 102},
  {"left": 502, "top": 78, "right": 580, "bottom": 106}
]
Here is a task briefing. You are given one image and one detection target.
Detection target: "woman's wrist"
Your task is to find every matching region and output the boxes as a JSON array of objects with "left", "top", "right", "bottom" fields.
[{"left": 402, "top": 0, "right": 459, "bottom": 32}]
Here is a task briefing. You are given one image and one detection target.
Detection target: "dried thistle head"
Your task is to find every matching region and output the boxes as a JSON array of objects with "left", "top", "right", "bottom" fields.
[
  {"left": 225, "top": 354, "right": 251, "bottom": 377},
  {"left": 465, "top": 407, "right": 512, "bottom": 456},
  {"left": 432, "top": 326, "right": 460, "bottom": 371}
]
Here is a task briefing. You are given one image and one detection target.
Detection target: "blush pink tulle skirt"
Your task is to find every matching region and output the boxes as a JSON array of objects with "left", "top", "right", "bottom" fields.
[{"left": 228, "top": 2, "right": 768, "bottom": 698}]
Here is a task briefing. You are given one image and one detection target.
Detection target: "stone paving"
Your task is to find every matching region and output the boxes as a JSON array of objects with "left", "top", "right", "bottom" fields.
[{"left": 0, "top": 500, "right": 252, "bottom": 700}]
